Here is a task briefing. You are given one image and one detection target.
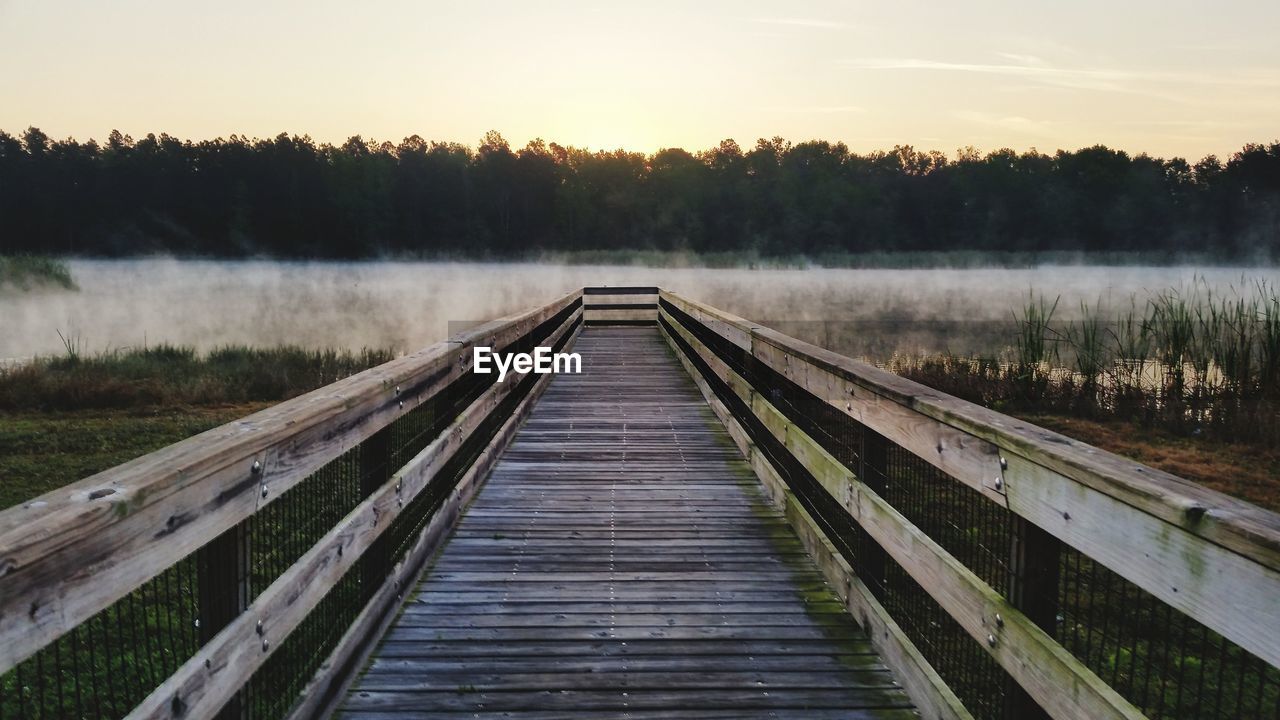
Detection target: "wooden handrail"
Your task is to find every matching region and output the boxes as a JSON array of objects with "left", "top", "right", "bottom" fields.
[
  {"left": 658, "top": 289, "right": 1280, "bottom": 717},
  {"left": 126, "top": 303, "right": 582, "bottom": 720},
  {"left": 0, "top": 289, "right": 582, "bottom": 675},
  {"left": 5, "top": 284, "right": 1276, "bottom": 720},
  {"left": 661, "top": 290, "right": 1280, "bottom": 572}
]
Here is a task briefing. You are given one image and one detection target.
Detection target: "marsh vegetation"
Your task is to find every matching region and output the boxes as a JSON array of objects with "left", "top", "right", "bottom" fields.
[
  {"left": 897, "top": 279, "right": 1280, "bottom": 443},
  {"left": 1, "top": 259, "right": 1276, "bottom": 511},
  {"left": 0, "top": 255, "right": 75, "bottom": 290},
  {"left": 2, "top": 260, "right": 1278, "bottom": 720},
  {"left": 0, "top": 345, "right": 393, "bottom": 510}
]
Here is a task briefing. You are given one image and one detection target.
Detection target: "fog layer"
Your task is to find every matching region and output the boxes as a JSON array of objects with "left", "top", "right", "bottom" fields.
[{"left": 3, "top": 260, "right": 1278, "bottom": 362}]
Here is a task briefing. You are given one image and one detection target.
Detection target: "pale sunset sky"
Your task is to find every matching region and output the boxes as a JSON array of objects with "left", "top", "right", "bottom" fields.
[{"left": 2, "top": 0, "right": 1277, "bottom": 159}]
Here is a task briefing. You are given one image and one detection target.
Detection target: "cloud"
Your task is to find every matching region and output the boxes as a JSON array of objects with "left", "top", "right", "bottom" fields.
[
  {"left": 751, "top": 17, "right": 847, "bottom": 30},
  {"left": 764, "top": 105, "right": 866, "bottom": 114},
  {"left": 845, "top": 57, "right": 1126, "bottom": 82},
  {"left": 953, "top": 110, "right": 1063, "bottom": 138},
  {"left": 1109, "top": 119, "right": 1251, "bottom": 128},
  {"left": 842, "top": 57, "right": 1280, "bottom": 93},
  {"left": 994, "top": 52, "right": 1047, "bottom": 66}
]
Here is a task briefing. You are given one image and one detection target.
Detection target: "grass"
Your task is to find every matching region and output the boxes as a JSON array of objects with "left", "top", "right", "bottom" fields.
[
  {"left": 894, "top": 278, "right": 1280, "bottom": 448},
  {"left": 1023, "top": 412, "right": 1280, "bottom": 513},
  {"left": 0, "top": 343, "right": 395, "bottom": 510},
  {"left": 0, "top": 413, "right": 373, "bottom": 718},
  {"left": 0, "top": 255, "right": 76, "bottom": 290},
  {"left": 0, "top": 343, "right": 401, "bottom": 715},
  {"left": 0, "top": 404, "right": 270, "bottom": 510},
  {"left": 0, "top": 344, "right": 396, "bottom": 412},
  {"left": 2, "top": 277, "right": 1277, "bottom": 718}
]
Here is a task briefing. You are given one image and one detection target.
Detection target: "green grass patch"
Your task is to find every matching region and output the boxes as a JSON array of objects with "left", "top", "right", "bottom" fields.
[
  {"left": 0, "top": 404, "right": 269, "bottom": 510},
  {"left": 0, "top": 255, "right": 76, "bottom": 290},
  {"left": 0, "top": 342, "right": 396, "bottom": 509},
  {"left": 0, "top": 344, "right": 396, "bottom": 412}
]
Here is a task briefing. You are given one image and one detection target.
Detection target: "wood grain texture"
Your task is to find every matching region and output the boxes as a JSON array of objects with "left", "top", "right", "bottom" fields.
[
  {"left": 747, "top": 393, "right": 1144, "bottom": 720},
  {"left": 660, "top": 290, "right": 1280, "bottom": 673},
  {"left": 583, "top": 307, "right": 658, "bottom": 322},
  {"left": 0, "top": 291, "right": 582, "bottom": 674},
  {"left": 659, "top": 289, "right": 1280, "bottom": 576},
  {"left": 338, "top": 327, "right": 915, "bottom": 719},
  {"left": 661, "top": 306, "right": 1148, "bottom": 718},
  {"left": 125, "top": 308, "right": 582, "bottom": 720},
  {"left": 286, "top": 323, "right": 581, "bottom": 720},
  {"left": 660, "top": 321, "right": 972, "bottom": 720}
]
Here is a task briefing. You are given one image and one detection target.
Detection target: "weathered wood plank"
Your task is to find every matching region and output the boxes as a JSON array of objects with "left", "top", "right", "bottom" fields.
[
  {"left": 662, "top": 290, "right": 1280, "bottom": 575},
  {"left": 659, "top": 298, "right": 1007, "bottom": 504},
  {"left": 740, "top": 388, "right": 1144, "bottom": 720},
  {"left": 381, "top": 626, "right": 866, "bottom": 641},
  {"left": 283, "top": 323, "right": 578, "bottom": 720},
  {"left": 370, "top": 638, "right": 881, "bottom": 658},
  {"left": 353, "top": 669, "right": 897, "bottom": 691},
  {"left": 584, "top": 307, "right": 658, "bottom": 322},
  {"left": 340, "top": 710, "right": 916, "bottom": 720},
  {"left": 583, "top": 286, "right": 660, "bottom": 295},
  {"left": 0, "top": 290, "right": 582, "bottom": 674},
  {"left": 341, "top": 711, "right": 915, "bottom": 720},
  {"left": 364, "top": 655, "right": 884, "bottom": 673},
  {"left": 123, "top": 307, "right": 583, "bottom": 720},
  {"left": 343, "top": 688, "right": 914, "bottom": 713},
  {"left": 1003, "top": 453, "right": 1280, "bottom": 670},
  {"left": 662, "top": 288, "right": 1280, "bottom": 672},
  {"left": 338, "top": 328, "right": 915, "bottom": 717},
  {"left": 660, "top": 320, "right": 973, "bottom": 720}
]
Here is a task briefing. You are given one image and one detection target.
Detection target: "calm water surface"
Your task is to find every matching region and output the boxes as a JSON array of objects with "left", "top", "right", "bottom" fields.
[{"left": 3, "top": 260, "right": 1276, "bottom": 363}]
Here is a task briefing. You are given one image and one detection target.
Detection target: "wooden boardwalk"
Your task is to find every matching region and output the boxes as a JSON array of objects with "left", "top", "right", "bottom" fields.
[{"left": 340, "top": 327, "right": 915, "bottom": 719}]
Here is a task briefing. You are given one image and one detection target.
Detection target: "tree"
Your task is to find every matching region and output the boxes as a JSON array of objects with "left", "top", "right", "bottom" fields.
[{"left": 0, "top": 127, "right": 1276, "bottom": 260}]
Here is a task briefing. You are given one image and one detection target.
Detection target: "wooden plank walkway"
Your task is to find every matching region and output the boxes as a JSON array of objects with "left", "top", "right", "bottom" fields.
[{"left": 340, "top": 327, "right": 915, "bottom": 719}]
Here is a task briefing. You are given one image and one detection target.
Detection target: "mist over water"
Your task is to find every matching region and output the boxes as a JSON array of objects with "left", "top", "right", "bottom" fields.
[{"left": 3, "top": 259, "right": 1279, "bottom": 363}]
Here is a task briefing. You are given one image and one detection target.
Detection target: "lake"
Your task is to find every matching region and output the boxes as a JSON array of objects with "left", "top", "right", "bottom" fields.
[{"left": 3, "top": 259, "right": 1278, "bottom": 363}]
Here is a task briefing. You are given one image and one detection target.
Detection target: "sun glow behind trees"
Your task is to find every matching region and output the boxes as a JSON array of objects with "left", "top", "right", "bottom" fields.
[{"left": 2, "top": 1, "right": 1279, "bottom": 160}]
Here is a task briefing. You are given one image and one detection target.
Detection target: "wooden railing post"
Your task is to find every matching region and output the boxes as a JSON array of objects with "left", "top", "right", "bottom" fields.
[
  {"left": 196, "top": 521, "right": 250, "bottom": 719},
  {"left": 859, "top": 429, "right": 890, "bottom": 598},
  {"left": 1004, "top": 517, "right": 1061, "bottom": 719}
]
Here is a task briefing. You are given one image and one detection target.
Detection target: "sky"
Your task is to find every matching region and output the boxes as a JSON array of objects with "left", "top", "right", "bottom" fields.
[{"left": 2, "top": 0, "right": 1278, "bottom": 160}]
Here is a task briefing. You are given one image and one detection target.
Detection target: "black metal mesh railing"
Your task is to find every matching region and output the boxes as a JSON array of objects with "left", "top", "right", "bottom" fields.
[
  {"left": 0, "top": 298, "right": 580, "bottom": 720},
  {"left": 660, "top": 297, "right": 1280, "bottom": 720}
]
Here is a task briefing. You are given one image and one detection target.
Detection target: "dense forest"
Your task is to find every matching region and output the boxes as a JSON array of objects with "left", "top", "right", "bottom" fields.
[{"left": 1, "top": 127, "right": 1278, "bottom": 259}]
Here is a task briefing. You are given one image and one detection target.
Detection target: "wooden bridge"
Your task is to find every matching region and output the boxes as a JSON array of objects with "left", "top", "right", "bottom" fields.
[{"left": 1, "top": 288, "right": 1278, "bottom": 720}]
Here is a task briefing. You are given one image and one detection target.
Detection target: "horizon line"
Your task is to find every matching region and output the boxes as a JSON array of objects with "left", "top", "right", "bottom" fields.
[{"left": 6, "top": 126, "right": 1277, "bottom": 162}]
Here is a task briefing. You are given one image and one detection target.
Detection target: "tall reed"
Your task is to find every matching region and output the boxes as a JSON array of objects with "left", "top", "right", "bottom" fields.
[{"left": 895, "top": 277, "right": 1280, "bottom": 445}]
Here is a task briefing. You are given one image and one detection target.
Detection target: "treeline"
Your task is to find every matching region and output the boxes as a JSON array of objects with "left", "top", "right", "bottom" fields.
[{"left": 2, "top": 127, "right": 1279, "bottom": 258}]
